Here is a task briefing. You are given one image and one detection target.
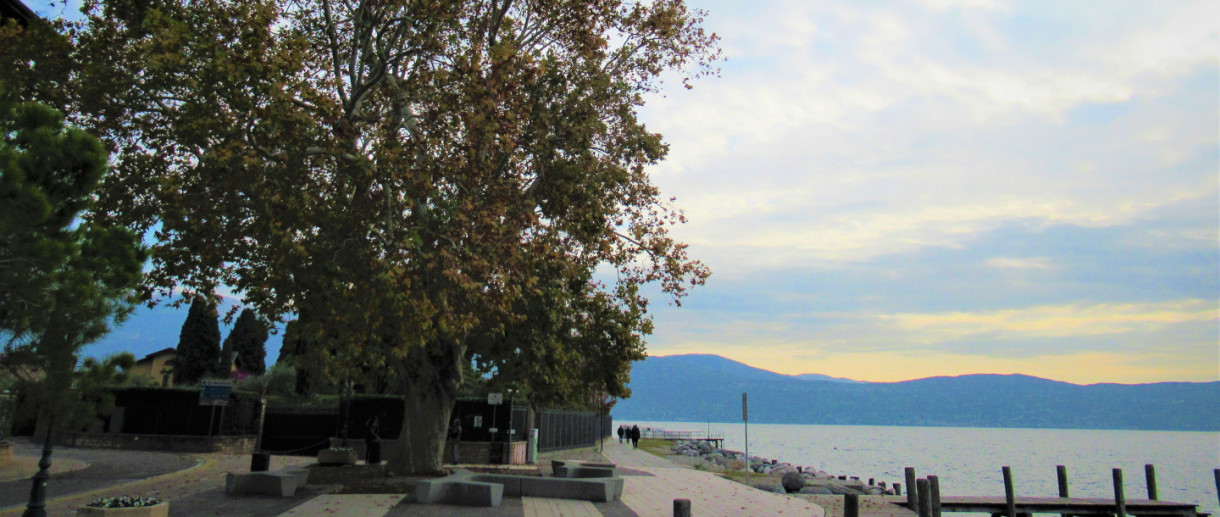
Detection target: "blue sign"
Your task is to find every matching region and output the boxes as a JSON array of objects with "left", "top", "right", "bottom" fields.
[{"left": 200, "top": 381, "right": 232, "bottom": 406}]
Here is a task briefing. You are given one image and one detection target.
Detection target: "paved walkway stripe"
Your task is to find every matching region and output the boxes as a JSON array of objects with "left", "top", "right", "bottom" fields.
[
  {"left": 523, "top": 496, "right": 602, "bottom": 517},
  {"left": 602, "top": 437, "right": 827, "bottom": 517},
  {"left": 278, "top": 494, "right": 407, "bottom": 516}
]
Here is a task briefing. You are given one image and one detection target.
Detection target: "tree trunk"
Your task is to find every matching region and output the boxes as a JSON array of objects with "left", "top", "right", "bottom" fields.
[
  {"left": 387, "top": 340, "right": 463, "bottom": 475},
  {"left": 390, "top": 379, "right": 455, "bottom": 475}
]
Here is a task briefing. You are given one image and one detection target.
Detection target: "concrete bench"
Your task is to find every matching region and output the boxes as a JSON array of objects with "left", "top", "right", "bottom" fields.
[
  {"left": 552, "top": 460, "right": 616, "bottom": 470},
  {"left": 415, "top": 470, "right": 504, "bottom": 507},
  {"left": 225, "top": 467, "right": 308, "bottom": 497},
  {"left": 553, "top": 465, "right": 617, "bottom": 479},
  {"left": 415, "top": 469, "right": 625, "bottom": 506},
  {"left": 475, "top": 472, "right": 624, "bottom": 502}
]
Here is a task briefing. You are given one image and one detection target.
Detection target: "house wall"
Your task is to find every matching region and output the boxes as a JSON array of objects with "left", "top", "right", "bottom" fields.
[{"left": 130, "top": 355, "right": 175, "bottom": 387}]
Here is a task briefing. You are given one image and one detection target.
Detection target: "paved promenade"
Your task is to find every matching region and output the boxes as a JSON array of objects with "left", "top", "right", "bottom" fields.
[{"left": 0, "top": 438, "right": 833, "bottom": 516}]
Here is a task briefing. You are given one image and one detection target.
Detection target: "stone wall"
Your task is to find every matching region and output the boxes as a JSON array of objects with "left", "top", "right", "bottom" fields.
[{"left": 60, "top": 433, "right": 257, "bottom": 454}]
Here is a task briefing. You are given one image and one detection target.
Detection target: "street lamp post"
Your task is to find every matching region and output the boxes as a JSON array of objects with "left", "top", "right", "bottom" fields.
[
  {"left": 23, "top": 417, "right": 54, "bottom": 517},
  {"left": 505, "top": 388, "right": 516, "bottom": 464}
]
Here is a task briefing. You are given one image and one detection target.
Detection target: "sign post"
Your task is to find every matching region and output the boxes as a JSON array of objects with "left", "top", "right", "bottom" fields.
[
  {"left": 488, "top": 393, "right": 503, "bottom": 464},
  {"left": 200, "top": 381, "right": 233, "bottom": 437},
  {"left": 743, "top": 392, "right": 749, "bottom": 486}
]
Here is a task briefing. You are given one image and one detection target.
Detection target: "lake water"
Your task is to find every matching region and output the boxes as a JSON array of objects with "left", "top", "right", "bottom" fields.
[{"left": 625, "top": 421, "right": 1220, "bottom": 515}]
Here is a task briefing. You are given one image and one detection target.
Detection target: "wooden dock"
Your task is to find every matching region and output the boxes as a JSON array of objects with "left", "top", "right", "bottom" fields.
[
  {"left": 937, "top": 496, "right": 1202, "bottom": 517},
  {"left": 639, "top": 429, "right": 725, "bottom": 448},
  {"left": 901, "top": 465, "right": 1214, "bottom": 517}
]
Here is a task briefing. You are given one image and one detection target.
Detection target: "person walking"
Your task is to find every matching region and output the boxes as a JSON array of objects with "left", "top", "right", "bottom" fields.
[
  {"left": 630, "top": 424, "right": 641, "bottom": 449},
  {"left": 364, "top": 417, "right": 381, "bottom": 465},
  {"left": 448, "top": 417, "right": 463, "bottom": 464},
  {"left": 617, "top": 425, "right": 625, "bottom": 444}
]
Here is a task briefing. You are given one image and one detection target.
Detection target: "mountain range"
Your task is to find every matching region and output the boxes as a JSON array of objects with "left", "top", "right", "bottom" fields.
[{"left": 612, "top": 354, "right": 1220, "bottom": 431}]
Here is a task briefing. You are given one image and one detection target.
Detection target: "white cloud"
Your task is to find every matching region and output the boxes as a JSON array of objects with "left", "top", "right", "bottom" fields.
[{"left": 647, "top": 0, "right": 1217, "bottom": 270}]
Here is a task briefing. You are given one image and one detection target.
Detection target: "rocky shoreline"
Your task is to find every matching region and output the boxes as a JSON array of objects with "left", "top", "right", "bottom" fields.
[{"left": 668, "top": 439, "right": 898, "bottom": 496}]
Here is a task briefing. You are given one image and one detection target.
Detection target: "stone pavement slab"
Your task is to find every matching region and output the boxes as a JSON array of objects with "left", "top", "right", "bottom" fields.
[
  {"left": 278, "top": 494, "right": 407, "bottom": 516},
  {"left": 523, "top": 496, "right": 601, "bottom": 517},
  {"left": 602, "top": 438, "right": 827, "bottom": 517}
]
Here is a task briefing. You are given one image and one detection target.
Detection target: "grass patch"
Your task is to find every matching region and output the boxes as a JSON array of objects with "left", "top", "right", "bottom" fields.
[
  {"left": 637, "top": 438, "right": 676, "bottom": 457},
  {"left": 718, "top": 470, "right": 780, "bottom": 483}
]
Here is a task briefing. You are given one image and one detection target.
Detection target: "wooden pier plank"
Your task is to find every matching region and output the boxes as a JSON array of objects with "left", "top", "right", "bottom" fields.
[{"left": 937, "top": 495, "right": 1199, "bottom": 517}]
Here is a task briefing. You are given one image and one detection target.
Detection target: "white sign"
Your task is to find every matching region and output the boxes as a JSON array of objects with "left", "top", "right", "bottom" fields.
[{"left": 488, "top": 393, "right": 503, "bottom": 405}]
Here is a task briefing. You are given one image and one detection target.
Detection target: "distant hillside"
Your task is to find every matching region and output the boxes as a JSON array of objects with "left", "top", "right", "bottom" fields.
[
  {"left": 793, "top": 373, "right": 861, "bottom": 383},
  {"left": 613, "top": 354, "right": 1220, "bottom": 431}
]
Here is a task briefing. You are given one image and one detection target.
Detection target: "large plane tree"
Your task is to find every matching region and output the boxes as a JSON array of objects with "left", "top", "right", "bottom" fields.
[{"left": 11, "top": 0, "right": 718, "bottom": 474}]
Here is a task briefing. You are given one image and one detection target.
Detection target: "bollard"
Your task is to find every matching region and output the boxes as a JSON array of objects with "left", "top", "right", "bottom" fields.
[
  {"left": 917, "top": 478, "right": 932, "bottom": 517},
  {"left": 1145, "top": 464, "right": 1158, "bottom": 500},
  {"left": 1214, "top": 469, "right": 1220, "bottom": 509},
  {"left": 250, "top": 451, "right": 271, "bottom": 472},
  {"left": 1002, "top": 466, "right": 1017, "bottom": 517},
  {"left": 895, "top": 482, "right": 902, "bottom": 496},
  {"left": 906, "top": 467, "right": 919, "bottom": 510},
  {"left": 673, "top": 498, "right": 691, "bottom": 517},
  {"left": 929, "top": 475, "right": 942, "bottom": 517},
  {"left": 1056, "top": 465, "right": 1069, "bottom": 498},
  {"left": 1114, "top": 469, "right": 1127, "bottom": 517},
  {"left": 846, "top": 493, "right": 860, "bottom": 517}
]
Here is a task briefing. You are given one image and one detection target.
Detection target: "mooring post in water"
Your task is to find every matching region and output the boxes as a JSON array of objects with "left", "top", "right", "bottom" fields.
[
  {"left": 1056, "top": 465, "right": 1069, "bottom": 498},
  {"left": 673, "top": 498, "right": 691, "bottom": 517},
  {"left": 1214, "top": 469, "right": 1220, "bottom": 508},
  {"left": 929, "top": 475, "right": 943, "bottom": 517},
  {"left": 1003, "top": 466, "right": 1017, "bottom": 517},
  {"left": 906, "top": 467, "right": 919, "bottom": 510},
  {"left": 1113, "top": 468, "right": 1127, "bottom": 517},
  {"left": 846, "top": 493, "right": 860, "bottom": 517},
  {"left": 1144, "top": 464, "right": 1158, "bottom": 500},
  {"left": 917, "top": 478, "right": 932, "bottom": 517}
]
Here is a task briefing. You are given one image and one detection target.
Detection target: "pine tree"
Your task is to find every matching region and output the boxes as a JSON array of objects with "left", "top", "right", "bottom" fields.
[
  {"left": 226, "top": 308, "right": 267, "bottom": 375},
  {"left": 174, "top": 297, "right": 221, "bottom": 385}
]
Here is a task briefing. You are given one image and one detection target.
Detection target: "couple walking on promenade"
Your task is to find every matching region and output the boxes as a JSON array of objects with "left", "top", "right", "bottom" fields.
[{"left": 617, "top": 424, "right": 642, "bottom": 449}]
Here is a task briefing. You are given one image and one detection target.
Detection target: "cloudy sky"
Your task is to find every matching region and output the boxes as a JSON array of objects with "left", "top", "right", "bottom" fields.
[
  {"left": 29, "top": 0, "right": 1218, "bottom": 384},
  {"left": 635, "top": 0, "right": 1219, "bottom": 384}
]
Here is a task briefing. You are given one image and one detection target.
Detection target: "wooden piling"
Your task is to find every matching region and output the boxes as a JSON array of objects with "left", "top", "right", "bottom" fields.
[
  {"left": 906, "top": 467, "right": 919, "bottom": 510},
  {"left": 1002, "top": 466, "right": 1017, "bottom": 517},
  {"left": 929, "top": 475, "right": 943, "bottom": 517},
  {"left": 1113, "top": 468, "right": 1127, "bottom": 517},
  {"left": 917, "top": 478, "right": 932, "bottom": 517},
  {"left": 895, "top": 482, "right": 902, "bottom": 496},
  {"left": 1214, "top": 469, "right": 1219, "bottom": 508},
  {"left": 1144, "top": 464, "right": 1157, "bottom": 500},
  {"left": 1056, "top": 465, "right": 1069, "bottom": 498},
  {"left": 673, "top": 498, "right": 691, "bottom": 517},
  {"left": 846, "top": 493, "right": 861, "bottom": 517}
]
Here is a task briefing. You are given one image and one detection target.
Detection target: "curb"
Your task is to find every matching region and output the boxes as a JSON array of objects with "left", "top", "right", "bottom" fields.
[{"left": 0, "top": 456, "right": 208, "bottom": 517}]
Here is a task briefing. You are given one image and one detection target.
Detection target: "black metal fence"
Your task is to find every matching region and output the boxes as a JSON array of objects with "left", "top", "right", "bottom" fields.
[
  {"left": 112, "top": 387, "right": 260, "bottom": 436},
  {"left": 535, "top": 409, "right": 613, "bottom": 452}
]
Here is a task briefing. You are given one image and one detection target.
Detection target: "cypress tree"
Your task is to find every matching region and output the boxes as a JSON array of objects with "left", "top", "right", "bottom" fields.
[
  {"left": 227, "top": 308, "right": 268, "bottom": 375},
  {"left": 175, "top": 297, "right": 221, "bottom": 385}
]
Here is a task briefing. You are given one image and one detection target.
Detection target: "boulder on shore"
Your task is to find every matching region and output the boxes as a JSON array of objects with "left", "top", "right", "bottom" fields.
[{"left": 782, "top": 471, "right": 805, "bottom": 493}]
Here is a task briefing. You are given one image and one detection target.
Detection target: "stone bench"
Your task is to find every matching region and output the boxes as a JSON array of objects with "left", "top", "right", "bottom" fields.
[
  {"left": 553, "top": 464, "right": 617, "bottom": 479},
  {"left": 415, "top": 469, "right": 625, "bottom": 506},
  {"left": 475, "top": 472, "right": 624, "bottom": 502},
  {"left": 225, "top": 467, "right": 310, "bottom": 497},
  {"left": 551, "top": 459, "right": 618, "bottom": 479},
  {"left": 415, "top": 470, "right": 504, "bottom": 507},
  {"left": 551, "top": 459, "right": 617, "bottom": 470}
]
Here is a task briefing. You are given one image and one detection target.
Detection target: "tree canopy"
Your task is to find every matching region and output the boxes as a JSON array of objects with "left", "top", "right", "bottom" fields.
[
  {"left": 227, "top": 308, "right": 268, "bottom": 375},
  {"left": 174, "top": 297, "right": 221, "bottom": 386},
  {"left": 6, "top": 0, "right": 719, "bottom": 474},
  {"left": 0, "top": 97, "right": 145, "bottom": 429}
]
